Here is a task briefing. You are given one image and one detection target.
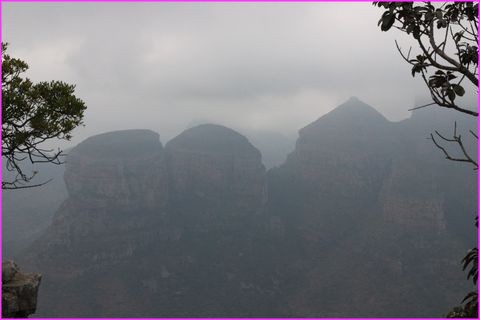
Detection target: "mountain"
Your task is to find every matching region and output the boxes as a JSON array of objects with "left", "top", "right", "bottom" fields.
[
  {"left": 19, "top": 126, "right": 281, "bottom": 317},
  {"left": 268, "top": 98, "right": 477, "bottom": 316},
  {"left": 12, "top": 98, "right": 477, "bottom": 317},
  {"left": 64, "top": 129, "right": 169, "bottom": 210},
  {"left": 165, "top": 124, "right": 267, "bottom": 213}
]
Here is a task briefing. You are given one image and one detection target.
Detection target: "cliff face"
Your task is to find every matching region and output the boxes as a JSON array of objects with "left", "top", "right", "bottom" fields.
[
  {"left": 166, "top": 124, "right": 266, "bottom": 213},
  {"left": 379, "top": 157, "right": 447, "bottom": 234},
  {"left": 271, "top": 97, "right": 393, "bottom": 242},
  {"left": 64, "top": 130, "right": 168, "bottom": 210},
  {"left": 19, "top": 99, "right": 476, "bottom": 317},
  {"left": 23, "top": 126, "right": 275, "bottom": 317},
  {"left": 20, "top": 130, "right": 170, "bottom": 316},
  {"left": 268, "top": 98, "right": 476, "bottom": 317},
  {"left": 287, "top": 97, "right": 391, "bottom": 192}
]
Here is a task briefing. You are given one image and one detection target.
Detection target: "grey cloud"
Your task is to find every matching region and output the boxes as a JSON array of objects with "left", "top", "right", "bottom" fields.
[{"left": 4, "top": 2, "right": 468, "bottom": 148}]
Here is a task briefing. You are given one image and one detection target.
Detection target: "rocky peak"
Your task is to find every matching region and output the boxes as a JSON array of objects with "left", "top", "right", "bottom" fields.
[
  {"left": 273, "top": 98, "right": 393, "bottom": 241},
  {"left": 64, "top": 129, "right": 168, "bottom": 210},
  {"left": 328, "top": 96, "right": 387, "bottom": 121},
  {"left": 166, "top": 124, "right": 261, "bottom": 157},
  {"left": 20, "top": 125, "right": 271, "bottom": 316},
  {"left": 289, "top": 98, "right": 392, "bottom": 159},
  {"left": 70, "top": 129, "right": 163, "bottom": 159},
  {"left": 15, "top": 111, "right": 475, "bottom": 318},
  {"left": 299, "top": 97, "right": 389, "bottom": 138},
  {"left": 166, "top": 124, "right": 266, "bottom": 212}
]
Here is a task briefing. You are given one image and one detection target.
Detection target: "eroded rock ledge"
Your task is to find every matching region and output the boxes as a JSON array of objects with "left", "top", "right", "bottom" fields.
[{"left": 2, "top": 261, "right": 41, "bottom": 318}]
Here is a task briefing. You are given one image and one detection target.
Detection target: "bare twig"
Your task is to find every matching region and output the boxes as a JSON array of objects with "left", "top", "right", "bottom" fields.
[
  {"left": 430, "top": 122, "right": 478, "bottom": 170},
  {"left": 408, "top": 102, "right": 438, "bottom": 111}
]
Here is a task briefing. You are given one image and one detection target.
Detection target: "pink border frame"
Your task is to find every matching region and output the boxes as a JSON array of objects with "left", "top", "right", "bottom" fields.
[{"left": 0, "top": 1, "right": 478, "bottom": 319}]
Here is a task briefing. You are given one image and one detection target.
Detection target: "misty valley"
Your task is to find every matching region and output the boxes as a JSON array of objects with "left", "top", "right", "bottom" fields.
[{"left": 3, "top": 98, "right": 477, "bottom": 317}]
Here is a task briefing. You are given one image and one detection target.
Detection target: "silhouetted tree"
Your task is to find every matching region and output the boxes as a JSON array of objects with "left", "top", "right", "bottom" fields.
[
  {"left": 374, "top": 2, "right": 478, "bottom": 317},
  {"left": 2, "top": 43, "right": 87, "bottom": 189}
]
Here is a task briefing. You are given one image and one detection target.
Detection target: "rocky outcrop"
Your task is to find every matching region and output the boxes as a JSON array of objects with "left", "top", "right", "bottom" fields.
[
  {"left": 22, "top": 126, "right": 273, "bottom": 317},
  {"left": 271, "top": 97, "right": 392, "bottom": 241},
  {"left": 20, "top": 130, "right": 172, "bottom": 314},
  {"left": 286, "top": 97, "right": 391, "bottom": 190},
  {"left": 268, "top": 97, "right": 476, "bottom": 317},
  {"left": 166, "top": 124, "right": 267, "bottom": 213},
  {"left": 2, "top": 261, "right": 41, "bottom": 318},
  {"left": 379, "top": 157, "right": 447, "bottom": 234},
  {"left": 64, "top": 129, "right": 168, "bottom": 210}
]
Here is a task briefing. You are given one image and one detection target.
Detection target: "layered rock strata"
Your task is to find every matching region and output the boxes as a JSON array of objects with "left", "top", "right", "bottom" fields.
[
  {"left": 268, "top": 98, "right": 475, "bottom": 317},
  {"left": 23, "top": 126, "right": 273, "bottom": 317},
  {"left": 19, "top": 100, "right": 476, "bottom": 317},
  {"left": 64, "top": 129, "right": 168, "bottom": 210},
  {"left": 166, "top": 124, "right": 267, "bottom": 213}
]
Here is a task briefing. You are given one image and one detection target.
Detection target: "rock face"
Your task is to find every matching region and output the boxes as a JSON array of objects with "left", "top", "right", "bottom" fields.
[
  {"left": 64, "top": 129, "right": 168, "bottom": 210},
  {"left": 379, "top": 157, "right": 447, "bottom": 234},
  {"left": 22, "top": 126, "right": 273, "bottom": 317},
  {"left": 166, "top": 124, "right": 266, "bottom": 213},
  {"left": 18, "top": 99, "right": 476, "bottom": 317},
  {"left": 288, "top": 97, "right": 392, "bottom": 193},
  {"left": 268, "top": 98, "right": 476, "bottom": 317},
  {"left": 2, "top": 261, "right": 42, "bottom": 318},
  {"left": 20, "top": 130, "right": 172, "bottom": 316},
  {"left": 271, "top": 97, "right": 393, "bottom": 242}
]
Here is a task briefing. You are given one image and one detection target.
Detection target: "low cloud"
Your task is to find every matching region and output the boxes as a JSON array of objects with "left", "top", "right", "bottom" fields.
[{"left": 5, "top": 2, "right": 468, "bottom": 148}]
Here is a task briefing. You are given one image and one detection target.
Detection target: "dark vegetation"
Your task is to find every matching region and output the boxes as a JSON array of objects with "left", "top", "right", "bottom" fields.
[
  {"left": 375, "top": 2, "right": 478, "bottom": 317},
  {"left": 2, "top": 42, "right": 86, "bottom": 190}
]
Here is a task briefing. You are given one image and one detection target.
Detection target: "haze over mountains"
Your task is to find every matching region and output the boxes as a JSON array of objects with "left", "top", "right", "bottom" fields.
[{"left": 3, "top": 98, "right": 477, "bottom": 317}]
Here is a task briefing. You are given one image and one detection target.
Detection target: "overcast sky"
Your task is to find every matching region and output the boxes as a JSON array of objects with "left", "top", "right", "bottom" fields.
[{"left": 2, "top": 2, "right": 463, "bottom": 148}]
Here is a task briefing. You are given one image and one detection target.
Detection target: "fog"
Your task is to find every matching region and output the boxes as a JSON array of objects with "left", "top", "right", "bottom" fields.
[
  {"left": 2, "top": 2, "right": 449, "bottom": 148},
  {"left": 3, "top": 3, "right": 478, "bottom": 318}
]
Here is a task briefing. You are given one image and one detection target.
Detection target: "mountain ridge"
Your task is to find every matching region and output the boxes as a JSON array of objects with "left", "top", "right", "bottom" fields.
[{"left": 7, "top": 98, "right": 476, "bottom": 317}]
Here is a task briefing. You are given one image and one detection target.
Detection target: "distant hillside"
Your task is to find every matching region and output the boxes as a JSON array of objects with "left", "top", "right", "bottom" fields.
[
  {"left": 2, "top": 160, "right": 67, "bottom": 259},
  {"left": 241, "top": 129, "right": 296, "bottom": 169}
]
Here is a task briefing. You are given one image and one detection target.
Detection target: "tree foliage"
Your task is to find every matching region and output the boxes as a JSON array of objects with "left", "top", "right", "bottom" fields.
[
  {"left": 374, "top": 2, "right": 478, "bottom": 317},
  {"left": 375, "top": 2, "right": 478, "bottom": 117},
  {"left": 2, "top": 43, "right": 87, "bottom": 189}
]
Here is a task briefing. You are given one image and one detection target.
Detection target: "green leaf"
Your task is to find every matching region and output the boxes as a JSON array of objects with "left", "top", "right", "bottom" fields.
[
  {"left": 452, "top": 84, "right": 465, "bottom": 96},
  {"left": 413, "top": 26, "right": 421, "bottom": 39},
  {"left": 447, "top": 88, "right": 456, "bottom": 101},
  {"left": 381, "top": 12, "right": 395, "bottom": 31}
]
